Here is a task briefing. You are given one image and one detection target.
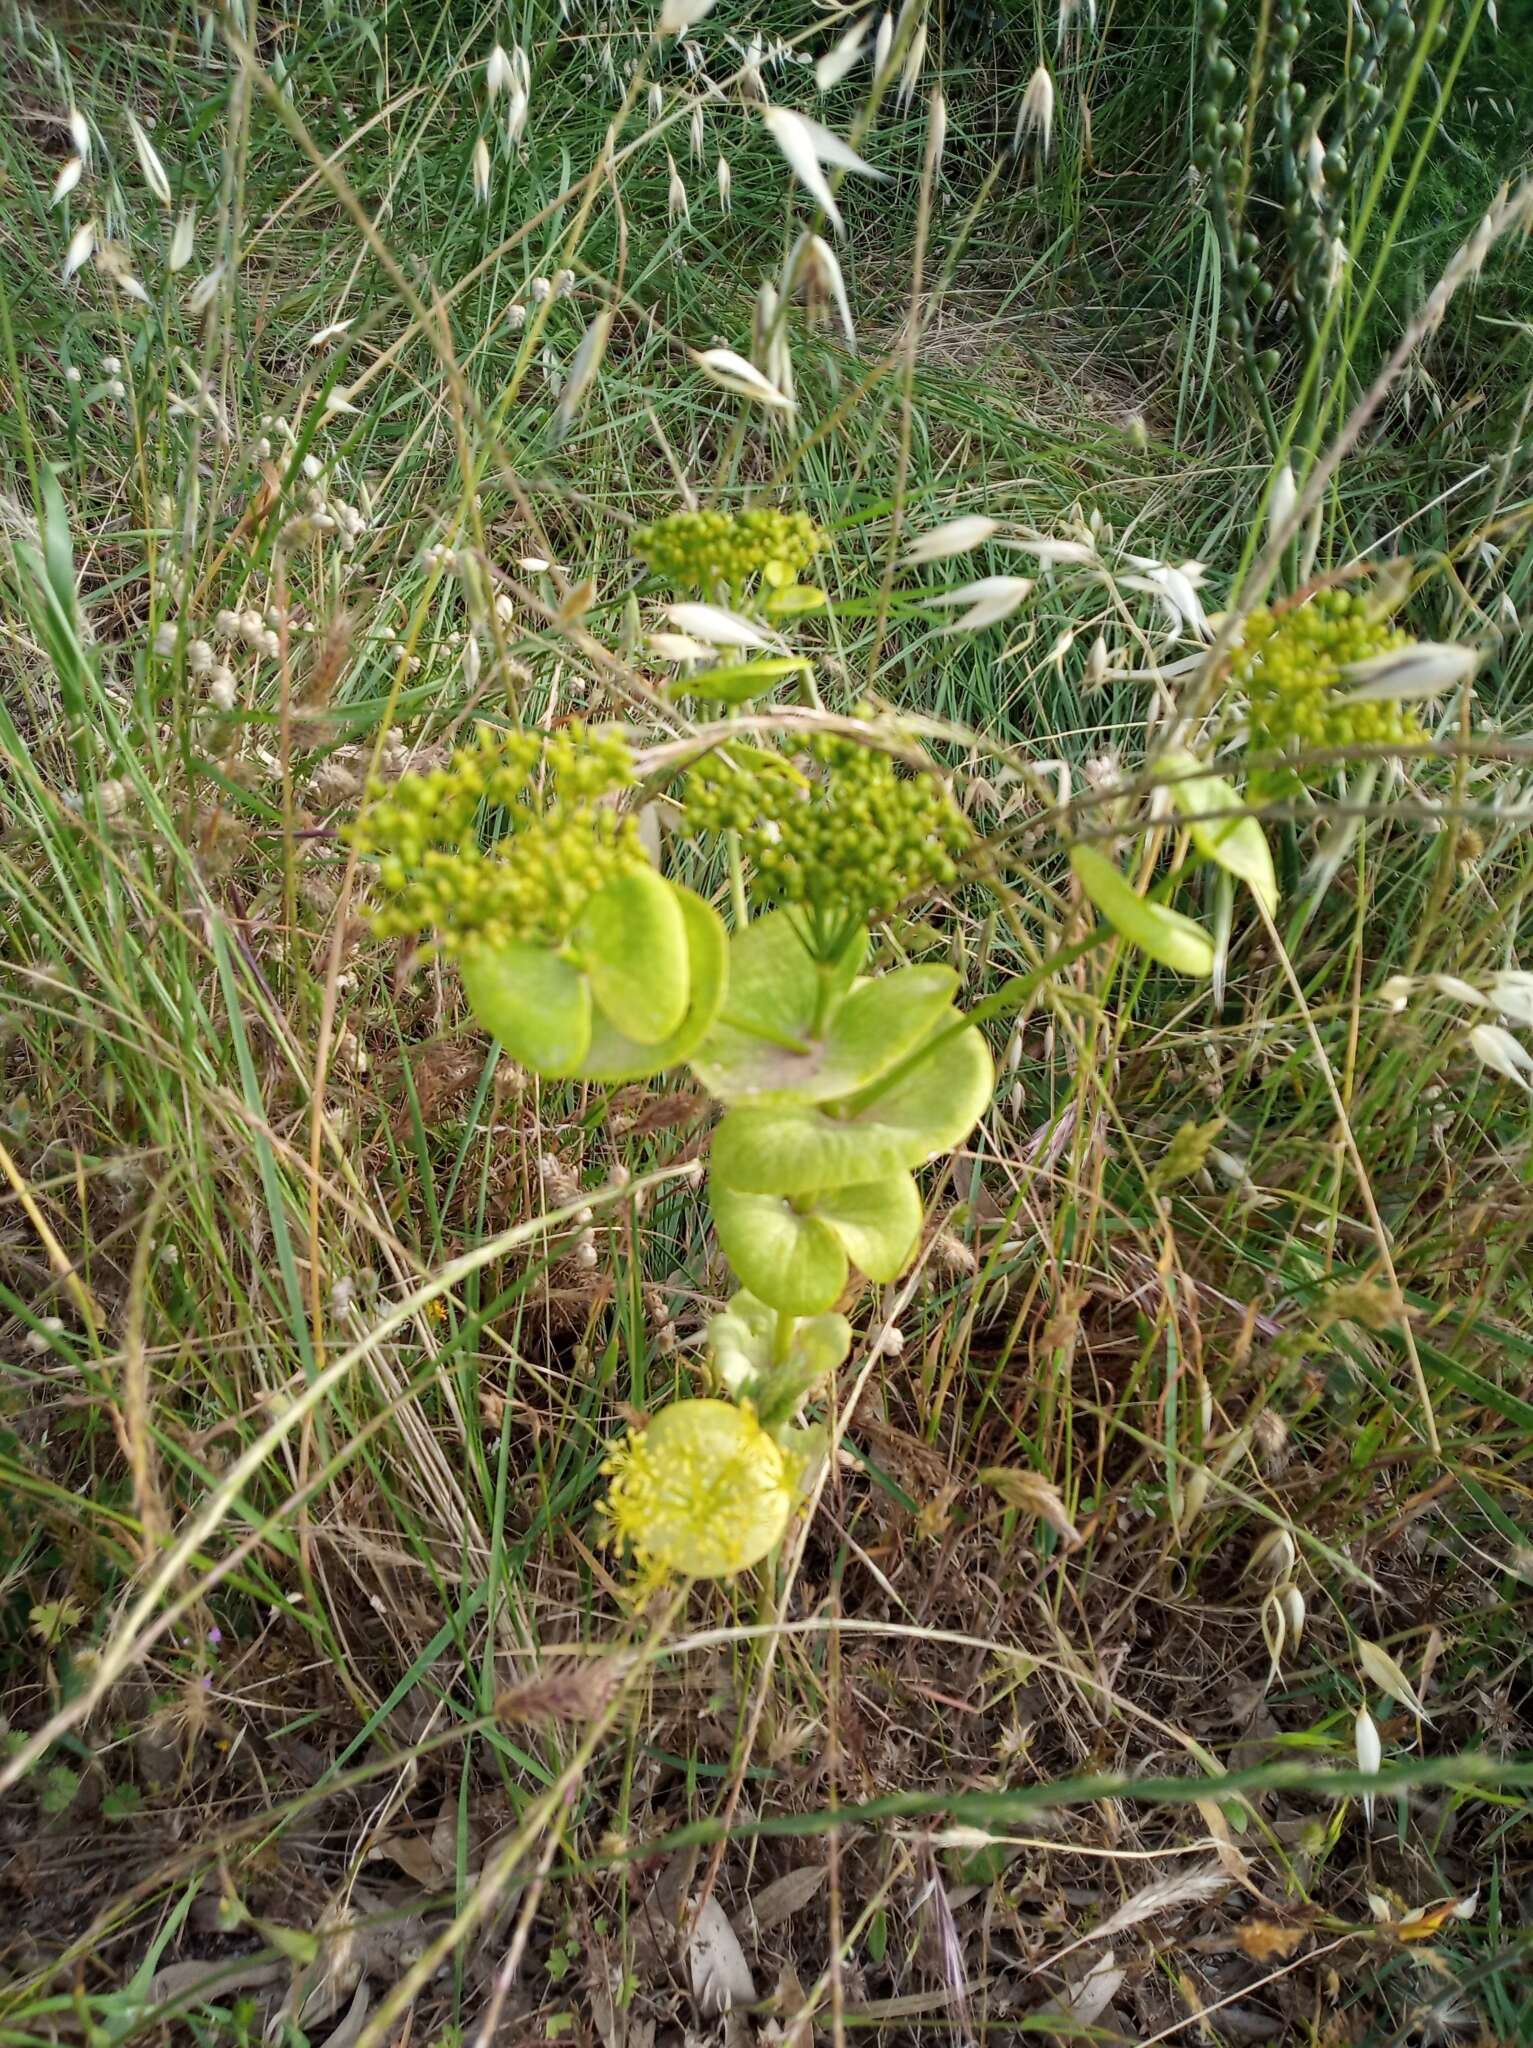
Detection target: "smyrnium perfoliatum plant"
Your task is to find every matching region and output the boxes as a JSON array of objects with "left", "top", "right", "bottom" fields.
[
  {"left": 349, "top": 501, "right": 1482, "bottom": 1591},
  {"left": 351, "top": 660, "right": 994, "bottom": 1584}
]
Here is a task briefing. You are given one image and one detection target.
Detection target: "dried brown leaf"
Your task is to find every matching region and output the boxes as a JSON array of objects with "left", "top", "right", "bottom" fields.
[{"left": 734, "top": 1864, "right": 827, "bottom": 1939}]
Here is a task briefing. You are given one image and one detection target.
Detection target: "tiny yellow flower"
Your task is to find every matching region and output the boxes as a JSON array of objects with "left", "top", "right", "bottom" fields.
[{"left": 601, "top": 1398, "right": 796, "bottom": 1580}]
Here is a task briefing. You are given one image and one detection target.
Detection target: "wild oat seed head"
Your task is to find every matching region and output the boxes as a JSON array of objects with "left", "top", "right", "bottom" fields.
[{"left": 600, "top": 1398, "right": 796, "bottom": 1579}]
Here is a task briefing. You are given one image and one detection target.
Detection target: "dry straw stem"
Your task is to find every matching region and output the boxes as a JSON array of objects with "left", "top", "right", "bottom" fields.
[{"left": 0, "top": 1160, "right": 701, "bottom": 1800}]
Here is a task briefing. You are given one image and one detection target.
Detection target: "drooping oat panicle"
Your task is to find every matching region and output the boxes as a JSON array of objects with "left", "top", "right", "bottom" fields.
[
  {"left": 794, "top": 111, "right": 887, "bottom": 179},
  {"left": 1489, "top": 971, "right": 1533, "bottom": 1030},
  {"left": 1014, "top": 63, "right": 1055, "bottom": 157},
  {"left": 553, "top": 308, "right": 613, "bottom": 440},
  {"left": 716, "top": 154, "right": 732, "bottom": 212},
  {"left": 1340, "top": 642, "right": 1478, "bottom": 704},
  {"left": 62, "top": 218, "right": 96, "bottom": 282},
  {"left": 928, "top": 575, "right": 1034, "bottom": 631},
  {"left": 126, "top": 110, "right": 172, "bottom": 207},
  {"left": 664, "top": 599, "right": 778, "bottom": 649},
  {"left": 1267, "top": 463, "right": 1297, "bottom": 545},
  {"left": 1014, "top": 534, "right": 1095, "bottom": 566},
  {"left": 666, "top": 150, "right": 690, "bottom": 223},
  {"left": 904, "top": 514, "right": 999, "bottom": 565},
  {"left": 1468, "top": 1022, "right": 1533, "bottom": 1088},
  {"left": 168, "top": 204, "right": 196, "bottom": 271},
  {"left": 815, "top": 15, "right": 868, "bottom": 91},
  {"left": 898, "top": 22, "right": 927, "bottom": 108},
  {"left": 754, "top": 279, "right": 793, "bottom": 404},
  {"left": 789, "top": 231, "right": 855, "bottom": 350},
  {"left": 690, "top": 101, "right": 705, "bottom": 162},
  {"left": 1355, "top": 1707, "right": 1382, "bottom": 1826},
  {"left": 471, "top": 134, "right": 491, "bottom": 205},
  {"left": 1057, "top": 0, "right": 1096, "bottom": 44},
  {"left": 762, "top": 105, "right": 843, "bottom": 234},
  {"left": 693, "top": 346, "right": 794, "bottom": 410},
  {"left": 657, "top": 0, "right": 717, "bottom": 34},
  {"left": 873, "top": 10, "right": 894, "bottom": 74},
  {"left": 68, "top": 108, "right": 91, "bottom": 163},
  {"left": 486, "top": 43, "right": 515, "bottom": 99},
  {"left": 51, "top": 157, "right": 83, "bottom": 207}
]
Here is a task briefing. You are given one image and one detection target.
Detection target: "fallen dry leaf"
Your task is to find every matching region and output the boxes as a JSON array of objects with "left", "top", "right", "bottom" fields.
[{"left": 734, "top": 1864, "right": 827, "bottom": 1941}]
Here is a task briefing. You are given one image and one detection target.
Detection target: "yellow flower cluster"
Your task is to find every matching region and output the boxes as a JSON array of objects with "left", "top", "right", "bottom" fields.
[
  {"left": 601, "top": 1399, "right": 799, "bottom": 1581},
  {"left": 1234, "top": 590, "right": 1417, "bottom": 794},
  {"left": 685, "top": 731, "right": 970, "bottom": 929},
  {"left": 347, "top": 722, "right": 642, "bottom": 955},
  {"left": 633, "top": 507, "right": 823, "bottom": 594}
]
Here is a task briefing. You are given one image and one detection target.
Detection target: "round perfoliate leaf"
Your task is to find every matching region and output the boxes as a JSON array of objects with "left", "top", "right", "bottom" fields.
[
  {"left": 841, "top": 1018, "right": 996, "bottom": 1167},
  {"left": 711, "top": 1180, "right": 849, "bottom": 1314},
  {"left": 578, "top": 885, "right": 728, "bottom": 1082},
  {"left": 1158, "top": 748, "right": 1278, "bottom": 916},
  {"left": 572, "top": 865, "right": 691, "bottom": 1045},
  {"left": 1070, "top": 843, "right": 1216, "bottom": 979},
  {"left": 713, "top": 1104, "right": 912, "bottom": 1196},
  {"left": 813, "top": 1172, "right": 923, "bottom": 1284},
  {"left": 460, "top": 941, "right": 592, "bottom": 1075},
  {"left": 692, "top": 909, "right": 867, "bottom": 1102}
]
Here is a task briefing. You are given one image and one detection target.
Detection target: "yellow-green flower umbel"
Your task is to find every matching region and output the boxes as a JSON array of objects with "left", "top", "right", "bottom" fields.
[
  {"left": 685, "top": 730, "right": 970, "bottom": 951},
  {"left": 348, "top": 721, "right": 642, "bottom": 956},
  {"left": 1233, "top": 589, "right": 1417, "bottom": 797},
  {"left": 634, "top": 507, "right": 822, "bottom": 596},
  {"left": 349, "top": 722, "right": 728, "bottom": 1080},
  {"left": 600, "top": 1398, "right": 799, "bottom": 1581}
]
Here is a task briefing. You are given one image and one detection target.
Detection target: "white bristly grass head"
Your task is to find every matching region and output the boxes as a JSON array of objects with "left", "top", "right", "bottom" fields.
[{"left": 1015, "top": 64, "right": 1055, "bottom": 157}]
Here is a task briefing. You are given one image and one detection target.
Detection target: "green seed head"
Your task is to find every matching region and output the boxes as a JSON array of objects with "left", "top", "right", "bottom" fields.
[
  {"left": 347, "top": 721, "right": 643, "bottom": 955},
  {"left": 1233, "top": 589, "right": 1419, "bottom": 797},
  {"left": 633, "top": 506, "right": 824, "bottom": 596},
  {"left": 683, "top": 728, "right": 971, "bottom": 928}
]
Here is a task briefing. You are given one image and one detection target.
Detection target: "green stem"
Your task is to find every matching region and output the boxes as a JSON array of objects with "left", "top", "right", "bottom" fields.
[
  {"left": 773, "top": 1310, "right": 797, "bottom": 1369},
  {"left": 726, "top": 828, "right": 749, "bottom": 928},
  {"left": 832, "top": 929, "right": 1110, "bottom": 1119}
]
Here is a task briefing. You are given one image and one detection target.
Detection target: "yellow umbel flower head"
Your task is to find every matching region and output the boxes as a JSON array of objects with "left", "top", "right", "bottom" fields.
[
  {"left": 346, "top": 721, "right": 641, "bottom": 957},
  {"left": 600, "top": 1398, "right": 797, "bottom": 1581}
]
